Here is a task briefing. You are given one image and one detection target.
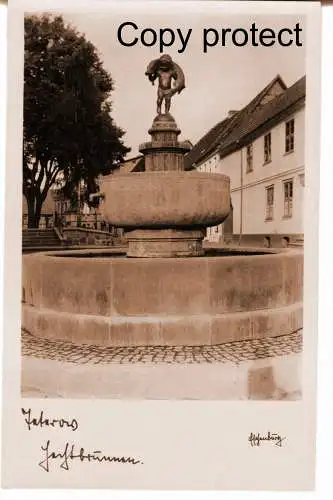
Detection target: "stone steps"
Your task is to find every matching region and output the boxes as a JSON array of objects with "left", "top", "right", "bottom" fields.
[{"left": 22, "top": 229, "right": 62, "bottom": 248}]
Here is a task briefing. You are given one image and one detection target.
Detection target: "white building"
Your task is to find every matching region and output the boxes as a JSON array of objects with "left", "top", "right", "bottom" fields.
[{"left": 185, "top": 75, "right": 305, "bottom": 247}]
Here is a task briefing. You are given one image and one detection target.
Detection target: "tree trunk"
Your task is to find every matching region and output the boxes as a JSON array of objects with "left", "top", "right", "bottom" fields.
[{"left": 26, "top": 195, "right": 43, "bottom": 229}]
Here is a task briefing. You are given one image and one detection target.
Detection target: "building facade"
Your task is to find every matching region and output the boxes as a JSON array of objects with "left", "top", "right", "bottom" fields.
[
  {"left": 22, "top": 157, "right": 145, "bottom": 230},
  {"left": 185, "top": 75, "right": 305, "bottom": 246},
  {"left": 22, "top": 186, "right": 107, "bottom": 230}
]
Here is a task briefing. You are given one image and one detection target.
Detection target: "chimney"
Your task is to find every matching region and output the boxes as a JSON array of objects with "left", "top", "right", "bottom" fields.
[{"left": 228, "top": 110, "right": 238, "bottom": 118}]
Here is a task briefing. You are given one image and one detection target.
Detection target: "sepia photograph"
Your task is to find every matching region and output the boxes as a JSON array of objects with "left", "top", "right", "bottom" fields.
[
  {"left": 20, "top": 9, "right": 305, "bottom": 400},
  {"left": 1, "top": 0, "right": 322, "bottom": 491}
]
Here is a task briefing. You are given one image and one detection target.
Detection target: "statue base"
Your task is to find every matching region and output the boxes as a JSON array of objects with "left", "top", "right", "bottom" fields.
[
  {"left": 125, "top": 228, "right": 205, "bottom": 258},
  {"left": 139, "top": 113, "right": 191, "bottom": 172}
]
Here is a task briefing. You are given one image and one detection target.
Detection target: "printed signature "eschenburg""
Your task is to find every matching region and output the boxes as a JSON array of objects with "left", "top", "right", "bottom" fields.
[{"left": 248, "top": 431, "right": 286, "bottom": 448}]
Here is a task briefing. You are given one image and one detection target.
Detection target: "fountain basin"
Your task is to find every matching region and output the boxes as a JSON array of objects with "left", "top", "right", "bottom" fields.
[
  {"left": 99, "top": 171, "right": 230, "bottom": 228},
  {"left": 22, "top": 248, "right": 303, "bottom": 346}
]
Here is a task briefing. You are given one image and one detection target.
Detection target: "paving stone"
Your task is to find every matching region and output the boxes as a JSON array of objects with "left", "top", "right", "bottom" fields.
[{"left": 21, "top": 328, "right": 303, "bottom": 365}]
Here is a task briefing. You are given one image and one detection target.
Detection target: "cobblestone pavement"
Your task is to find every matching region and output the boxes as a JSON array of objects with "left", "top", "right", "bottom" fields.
[{"left": 22, "top": 328, "right": 302, "bottom": 365}]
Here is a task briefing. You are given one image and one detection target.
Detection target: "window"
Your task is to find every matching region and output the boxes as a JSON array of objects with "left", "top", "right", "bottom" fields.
[
  {"left": 246, "top": 144, "right": 253, "bottom": 172},
  {"left": 285, "top": 119, "right": 295, "bottom": 153},
  {"left": 265, "top": 185, "right": 274, "bottom": 220},
  {"left": 264, "top": 133, "right": 271, "bottom": 163},
  {"left": 284, "top": 180, "right": 293, "bottom": 218}
]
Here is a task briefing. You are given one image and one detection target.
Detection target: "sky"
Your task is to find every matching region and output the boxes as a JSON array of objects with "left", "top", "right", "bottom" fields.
[{"left": 58, "top": 6, "right": 306, "bottom": 156}]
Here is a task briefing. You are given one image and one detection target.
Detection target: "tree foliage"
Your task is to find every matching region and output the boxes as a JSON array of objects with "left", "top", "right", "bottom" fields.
[{"left": 24, "top": 14, "right": 130, "bottom": 227}]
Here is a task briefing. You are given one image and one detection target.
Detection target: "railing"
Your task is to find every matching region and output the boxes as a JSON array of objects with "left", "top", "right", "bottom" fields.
[
  {"left": 61, "top": 227, "right": 125, "bottom": 247},
  {"left": 53, "top": 226, "right": 67, "bottom": 245}
]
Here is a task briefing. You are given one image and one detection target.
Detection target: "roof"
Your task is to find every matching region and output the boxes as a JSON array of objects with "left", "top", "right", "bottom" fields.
[
  {"left": 113, "top": 154, "right": 145, "bottom": 175},
  {"left": 184, "top": 74, "right": 306, "bottom": 169},
  {"left": 218, "top": 75, "right": 305, "bottom": 159},
  {"left": 183, "top": 116, "right": 232, "bottom": 170}
]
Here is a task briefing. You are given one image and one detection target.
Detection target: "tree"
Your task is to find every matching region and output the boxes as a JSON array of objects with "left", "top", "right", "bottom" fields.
[{"left": 23, "top": 14, "right": 130, "bottom": 228}]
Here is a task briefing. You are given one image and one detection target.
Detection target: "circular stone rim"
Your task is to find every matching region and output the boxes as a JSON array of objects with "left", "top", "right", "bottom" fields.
[
  {"left": 100, "top": 171, "right": 231, "bottom": 183},
  {"left": 22, "top": 248, "right": 303, "bottom": 346}
]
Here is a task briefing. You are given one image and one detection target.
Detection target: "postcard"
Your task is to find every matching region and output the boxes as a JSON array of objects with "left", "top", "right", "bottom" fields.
[{"left": 1, "top": 0, "right": 322, "bottom": 491}]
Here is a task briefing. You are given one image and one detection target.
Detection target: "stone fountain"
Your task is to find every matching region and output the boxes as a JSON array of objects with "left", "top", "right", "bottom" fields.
[
  {"left": 99, "top": 54, "right": 230, "bottom": 258},
  {"left": 22, "top": 55, "right": 303, "bottom": 347}
]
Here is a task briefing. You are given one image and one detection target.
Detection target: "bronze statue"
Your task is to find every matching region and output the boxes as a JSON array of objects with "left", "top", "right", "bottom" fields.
[{"left": 145, "top": 54, "right": 185, "bottom": 115}]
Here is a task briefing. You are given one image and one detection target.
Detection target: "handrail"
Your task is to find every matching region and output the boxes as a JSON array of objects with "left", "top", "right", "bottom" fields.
[
  {"left": 54, "top": 226, "right": 66, "bottom": 242},
  {"left": 62, "top": 227, "right": 113, "bottom": 236}
]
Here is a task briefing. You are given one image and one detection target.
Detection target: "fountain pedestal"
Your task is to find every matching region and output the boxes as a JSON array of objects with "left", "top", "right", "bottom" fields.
[
  {"left": 139, "top": 113, "right": 191, "bottom": 172},
  {"left": 125, "top": 229, "right": 205, "bottom": 258}
]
